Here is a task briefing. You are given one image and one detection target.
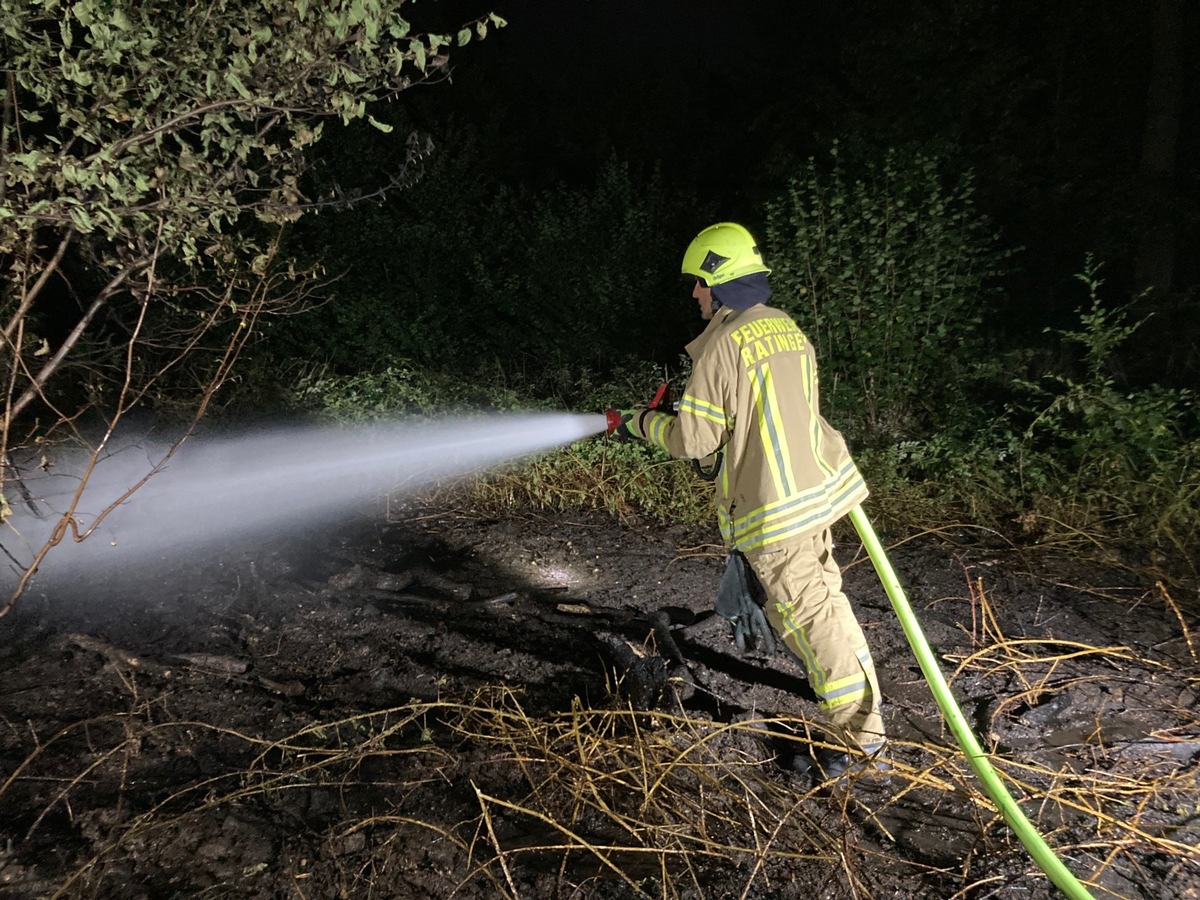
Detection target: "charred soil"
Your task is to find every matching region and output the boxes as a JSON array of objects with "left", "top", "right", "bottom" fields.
[{"left": 1, "top": 508, "right": 1197, "bottom": 899}]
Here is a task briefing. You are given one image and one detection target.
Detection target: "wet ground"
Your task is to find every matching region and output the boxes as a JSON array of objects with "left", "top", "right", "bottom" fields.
[{"left": 0, "top": 505, "right": 1197, "bottom": 899}]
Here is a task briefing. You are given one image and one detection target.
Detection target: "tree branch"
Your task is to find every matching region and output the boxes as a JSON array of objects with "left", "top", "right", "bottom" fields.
[
  {"left": 1, "top": 234, "right": 72, "bottom": 345},
  {"left": 7, "top": 262, "right": 145, "bottom": 424}
]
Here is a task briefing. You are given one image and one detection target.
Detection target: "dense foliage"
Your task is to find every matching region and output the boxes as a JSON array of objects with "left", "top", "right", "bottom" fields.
[
  {"left": 0, "top": 0, "right": 501, "bottom": 606},
  {"left": 764, "top": 142, "right": 1011, "bottom": 442},
  {"left": 270, "top": 130, "right": 697, "bottom": 384}
]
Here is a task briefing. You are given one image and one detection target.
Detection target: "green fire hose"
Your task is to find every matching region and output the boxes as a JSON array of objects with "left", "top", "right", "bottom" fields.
[{"left": 848, "top": 505, "right": 1094, "bottom": 900}]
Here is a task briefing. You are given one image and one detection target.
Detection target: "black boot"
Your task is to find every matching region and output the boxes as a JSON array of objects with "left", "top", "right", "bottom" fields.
[{"left": 790, "top": 746, "right": 892, "bottom": 789}]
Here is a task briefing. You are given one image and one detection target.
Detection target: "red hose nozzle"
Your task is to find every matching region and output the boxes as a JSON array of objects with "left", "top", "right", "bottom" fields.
[{"left": 605, "top": 408, "right": 621, "bottom": 435}]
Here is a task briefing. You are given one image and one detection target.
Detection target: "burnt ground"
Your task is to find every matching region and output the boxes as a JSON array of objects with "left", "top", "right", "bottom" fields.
[{"left": 0, "top": 506, "right": 1197, "bottom": 899}]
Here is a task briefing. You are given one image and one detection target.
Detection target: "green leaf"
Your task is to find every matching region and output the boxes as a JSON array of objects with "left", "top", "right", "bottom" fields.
[
  {"left": 367, "top": 114, "right": 393, "bottom": 133},
  {"left": 11, "top": 149, "right": 48, "bottom": 169},
  {"left": 225, "top": 71, "right": 252, "bottom": 99},
  {"left": 67, "top": 204, "right": 95, "bottom": 233},
  {"left": 457, "top": 28, "right": 471, "bottom": 46},
  {"left": 409, "top": 38, "right": 425, "bottom": 71},
  {"left": 73, "top": 0, "right": 94, "bottom": 27}
]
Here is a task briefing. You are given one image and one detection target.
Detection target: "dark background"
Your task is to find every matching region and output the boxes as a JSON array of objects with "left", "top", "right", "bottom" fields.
[
  {"left": 457, "top": 0, "right": 1196, "bottom": 282},
  {"left": 283, "top": 0, "right": 1198, "bottom": 388}
]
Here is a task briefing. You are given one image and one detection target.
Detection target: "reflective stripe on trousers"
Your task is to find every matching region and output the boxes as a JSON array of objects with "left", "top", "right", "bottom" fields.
[{"left": 747, "top": 528, "right": 886, "bottom": 754}]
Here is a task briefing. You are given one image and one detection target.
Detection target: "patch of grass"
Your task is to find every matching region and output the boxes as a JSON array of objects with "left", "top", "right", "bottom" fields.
[{"left": 465, "top": 438, "right": 715, "bottom": 526}]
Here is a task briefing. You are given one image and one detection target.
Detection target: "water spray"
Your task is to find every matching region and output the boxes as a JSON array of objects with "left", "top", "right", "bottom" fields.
[
  {"left": 849, "top": 505, "right": 1095, "bottom": 900},
  {"left": 3, "top": 412, "right": 608, "bottom": 591}
]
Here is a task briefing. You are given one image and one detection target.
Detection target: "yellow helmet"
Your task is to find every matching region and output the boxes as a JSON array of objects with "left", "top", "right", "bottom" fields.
[{"left": 681, "top": 222, "right": 771, "bottom": 287}]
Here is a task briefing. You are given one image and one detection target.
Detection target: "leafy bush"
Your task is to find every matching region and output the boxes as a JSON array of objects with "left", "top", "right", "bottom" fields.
[
  {"left": 764, "top": 142, "right": 1013, "bottom": 444},
  {"left": 1000, "top": 261, "right": 1199, "bottom": 558},
  {"left": 286, "top": 362, "right": 534, "bottom": 423},
  {"left": 273, "top": 124, "right": 501, "bottom": 373},
  {"left": 864, "top": 258, "right": 1199, "bottom": 562},
  {"left": 464, "top": 155, "right": 694, "bottom": 373}
]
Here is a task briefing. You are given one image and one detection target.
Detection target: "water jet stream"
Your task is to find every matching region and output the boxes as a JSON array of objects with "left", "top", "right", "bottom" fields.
[{"left": 3, "top": 412, "right": 607, "bottom": 590}]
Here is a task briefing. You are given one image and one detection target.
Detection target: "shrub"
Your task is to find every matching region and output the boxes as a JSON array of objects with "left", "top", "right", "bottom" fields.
[
  {"left": 764, "top": 141, "right": 1013, "bottom": 444},
  {"left": 288, "top": 362, "right": 531, "bottom": 422},
  {"left": 465, "top": 156, "right": 693, "bottom": 374},
  {"left": 1002, "top": 260, "right": 1199, "bottom": 559},
  {"left": 272, "top": 146, "right": 695, "bottom": 394}
]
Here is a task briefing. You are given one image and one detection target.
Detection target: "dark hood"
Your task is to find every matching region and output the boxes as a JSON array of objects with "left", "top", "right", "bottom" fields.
[{"left": 711, "top": 272, "right": 772, "bottom": 311}]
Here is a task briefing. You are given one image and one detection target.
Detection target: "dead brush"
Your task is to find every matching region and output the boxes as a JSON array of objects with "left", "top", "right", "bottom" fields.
[
  {"left": 1, "top": 702, "right": 475, "bottom": 899},
  {"left": 442, "top": 685, "right": 907, "bottom": 899},
  {"left": 940, "top": 573, "right": 1200, "bottom": 892},
  {"left": 5, "top": 652, "right": 1196, "bottom": 898}
]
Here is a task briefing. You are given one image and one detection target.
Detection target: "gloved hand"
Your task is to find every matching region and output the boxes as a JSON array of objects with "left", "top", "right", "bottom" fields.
[
  {"left": 610, "top": 408, "right": 647, "bottom": 441},
  {"left": 715, "top": 552, "right": 776, "bottom": 655}
]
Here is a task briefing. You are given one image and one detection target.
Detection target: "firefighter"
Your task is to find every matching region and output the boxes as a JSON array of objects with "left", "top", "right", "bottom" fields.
[{"left": 614, "top": 222, "right": 888, "bottom": 784}]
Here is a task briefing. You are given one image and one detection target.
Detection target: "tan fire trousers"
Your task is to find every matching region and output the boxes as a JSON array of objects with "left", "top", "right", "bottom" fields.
[{"left": 746, "top": 528, "right": 886, "bottom": 754}]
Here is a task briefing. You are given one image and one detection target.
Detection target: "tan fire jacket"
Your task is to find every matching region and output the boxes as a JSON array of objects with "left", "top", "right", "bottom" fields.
[{"left": 641, "top": 304, "right": 868, "bottom": 552}]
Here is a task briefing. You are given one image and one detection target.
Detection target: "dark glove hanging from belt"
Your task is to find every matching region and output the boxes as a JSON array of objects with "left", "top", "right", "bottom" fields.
[{"left": 715, "top": 551, "right": 776, "bottom": 655}]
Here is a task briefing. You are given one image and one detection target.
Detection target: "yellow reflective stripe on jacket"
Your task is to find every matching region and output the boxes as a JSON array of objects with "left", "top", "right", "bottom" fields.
[
  {"left": 749, "top": 362, "right": 795, "bottom": 499},
  {"left": 644, "top": 396, "right": 730, "bottom": 456},
  {"left": 678, "top": 393, "right": 727, "bottom": 428},
  {"left": 644, "top": 411, "right": 671, "bottom": 448},
  {"left": 800, "top": 354, "right": 838, "bottom": 480},
  {"left": 731, "top": 459, "right": 866, "bottom": 552}
]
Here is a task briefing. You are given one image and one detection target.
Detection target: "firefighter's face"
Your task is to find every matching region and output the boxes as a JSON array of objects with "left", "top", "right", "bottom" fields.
[{"left": 693, "top": 279, "right": 714, "bottom": 320}]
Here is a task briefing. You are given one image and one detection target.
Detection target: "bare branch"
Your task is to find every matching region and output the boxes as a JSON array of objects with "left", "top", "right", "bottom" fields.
[{"left": 1, "top": 234, "right": 72, "bottom": 345}]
